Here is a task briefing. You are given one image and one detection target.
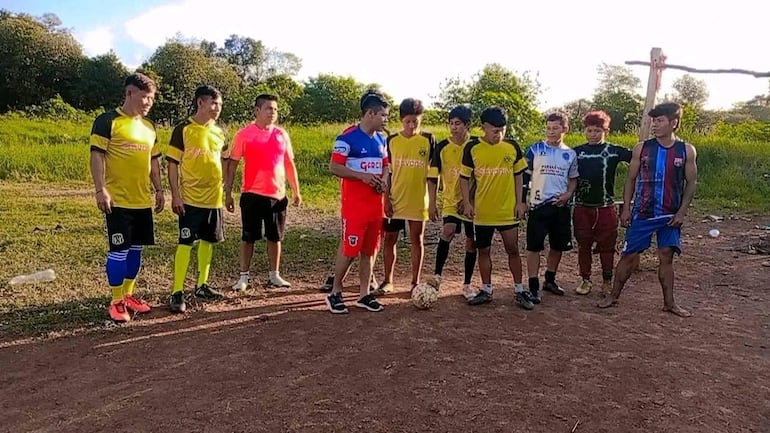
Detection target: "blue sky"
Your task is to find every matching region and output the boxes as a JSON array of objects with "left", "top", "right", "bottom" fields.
[{"left": 4, "top": 0, "right": 769, "bottom": 111}]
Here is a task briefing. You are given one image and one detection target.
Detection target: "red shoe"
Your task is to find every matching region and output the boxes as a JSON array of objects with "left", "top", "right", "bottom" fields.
[
  {"left": 124, "top": 295, "right": 151, "bottom": 314},
  {"left": 108, "top": 301, "right": 131, "bottom": 322}
]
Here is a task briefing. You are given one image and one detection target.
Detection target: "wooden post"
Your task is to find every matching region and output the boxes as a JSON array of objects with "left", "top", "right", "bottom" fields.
[{"left": 639, "top": 47, "right": 664, "bottom": 142}]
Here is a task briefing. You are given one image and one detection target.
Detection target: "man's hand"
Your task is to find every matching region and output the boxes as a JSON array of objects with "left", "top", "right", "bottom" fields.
[
  {"left": 385, "top": 199, "right": 394, "bottom": 218},
  {"left": 225, "top": 194, "right": 235, "bottom": 213},
  {"left": 553, "top": 191, "right": 572, "bottom": 207},
  {"left": 293, "top": 192, "right": 303, "bottom": 207},
  {"left": 171, "top": 194, "right": 185, "bottom": 216},
  {"left": 462, "top": 201, "right": 475, "bottom": 220},
  {"left": 358, "top": 173, "right": 383, "bottom": 190},
  {"left": 429, "top": 203, "right": 440, "bottom": 222},
  {"left": 515, "top": 203, "right": 527, "bottom": 220},
  {"left": 668, "top": 211, "right": 686, "bottom": 228},
  {"left": 620, "top": 206, "right": 631, "bottom": 228},
  {"left": 154, "top": 190, "right": 165, "bottom": 214},
  {"left": 95, "top": 189, "right": 113, "bottom": 214}
]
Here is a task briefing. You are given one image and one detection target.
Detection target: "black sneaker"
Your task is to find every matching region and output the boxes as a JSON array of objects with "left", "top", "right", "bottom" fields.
[
  {"left": 515, "top": 292, "right": 535, "bottom": 310},
  {"left": 468, "top": 290, "right": 493, "bottom": 306},
  {"left": 325, "top": 293, "right": 348, "bottom": 314},
  {"left": 355, "top": 294, "right": 383, "bottom": 312},
  {"left": 530, "top": 287, "right": 542, "bottom": 304},
  {"left": 169, "top": 291, "right": 186, "bottom": 313},
  {"left": 320, "top": 274, "right": 334, "bottom": 293},
  {"left": 195, "top": 284, "right": 224, "bottom": 300},
  {"left": 544, "top": 281, "right": 566, "bottom": 296}
]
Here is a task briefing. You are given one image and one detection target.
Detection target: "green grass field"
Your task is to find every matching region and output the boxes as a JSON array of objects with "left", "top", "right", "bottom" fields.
[{"left": 1, "top": 115, "right": 769, "bottom": 338}]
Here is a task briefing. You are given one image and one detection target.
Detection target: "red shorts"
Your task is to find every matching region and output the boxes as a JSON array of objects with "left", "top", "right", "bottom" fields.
[
  {"left": 342, "top": 215, "right": 381, "bottom": 257},
  {"left": 572, "top": 205, "right": 619, "bottom": 253}
]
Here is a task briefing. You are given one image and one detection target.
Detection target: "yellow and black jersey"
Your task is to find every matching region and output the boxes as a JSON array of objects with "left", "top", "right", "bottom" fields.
[
  {"left": 460, "top": 137, "right": 527, "bottom": 226},
  {"left": 89, "top": 108, "right": 160, "bottom": 209},
  {"left": 166, "top": 117, "right": 229, "bottom": 209},
  {"left": 427, "top": 135, "right": 476, "bottom": 220},
  {"left": 387, "top": 131, "right": 436, "bottom": 221}
]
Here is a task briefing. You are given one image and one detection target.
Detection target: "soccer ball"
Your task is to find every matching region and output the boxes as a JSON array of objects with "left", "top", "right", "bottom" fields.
[{"left": 411, "top": 283, "right": 439, "bottom": 310}]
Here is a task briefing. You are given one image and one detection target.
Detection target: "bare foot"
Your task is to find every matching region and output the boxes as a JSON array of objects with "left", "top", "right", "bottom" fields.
[
  {"left": 664, "top": 304, "right": 692, "bottom": 317},
  {"left": 597, "top": 296, "right": 618, "bottom": 308}
]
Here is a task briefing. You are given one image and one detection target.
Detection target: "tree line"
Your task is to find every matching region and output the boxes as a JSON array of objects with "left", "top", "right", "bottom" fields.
[{"left": 1, "top": 10, "right": 769, "bottom": 137}]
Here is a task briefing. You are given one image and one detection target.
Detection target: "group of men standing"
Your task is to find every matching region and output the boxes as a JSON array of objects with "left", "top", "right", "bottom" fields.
[{"left": 89, "top": 73, "right": 697, "bottom": 323}]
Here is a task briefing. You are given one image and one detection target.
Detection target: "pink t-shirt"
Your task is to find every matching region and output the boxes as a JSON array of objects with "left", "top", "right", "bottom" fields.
[{"left": 230, "top": 123, "right": 295, "bottom": 199}]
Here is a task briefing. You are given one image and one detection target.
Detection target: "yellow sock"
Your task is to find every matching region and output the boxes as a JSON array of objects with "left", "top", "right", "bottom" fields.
[
  {"left": 111, "top": 285, "right": 123, "bottom": 303},
  {"left": 122, "top": 278, "right": 137, "bottom": 296},
  {"left": 173, "top": 244, "right": 193, "bottom": 293},
  {"left": 197, "top": 241, "right": 214, "bottom": 287}
]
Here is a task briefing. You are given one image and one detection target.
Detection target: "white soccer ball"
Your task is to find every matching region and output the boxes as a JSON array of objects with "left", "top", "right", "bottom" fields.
[{"left": 411, "top": 283, "right": 439, "bottom": 310}]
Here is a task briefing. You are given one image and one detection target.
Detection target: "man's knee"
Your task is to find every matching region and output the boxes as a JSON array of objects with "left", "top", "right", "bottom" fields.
[
  {"left": 658, "top": 247, "right": 675, "bottom": 263},
  {"left": 478, "top": 246, "right": 491, "bottom": 256}
]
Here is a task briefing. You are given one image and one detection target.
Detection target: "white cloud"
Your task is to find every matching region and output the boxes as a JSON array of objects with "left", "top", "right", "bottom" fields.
[
  {"left": 121, "top": 0, "right": 769, "bottom": 110},
  {"left": 77, "top": 26, "right": 114, "bottom": 56}
]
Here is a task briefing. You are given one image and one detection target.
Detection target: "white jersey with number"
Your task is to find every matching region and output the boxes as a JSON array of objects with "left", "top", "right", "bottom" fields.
[{"left": 525, "top": 141, "right": 579, "bottom": 208}]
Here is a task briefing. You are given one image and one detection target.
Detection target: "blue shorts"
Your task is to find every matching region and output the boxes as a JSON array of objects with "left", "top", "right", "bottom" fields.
[{"left": 621, "top": 216, "right": 681, "bottom": 255}]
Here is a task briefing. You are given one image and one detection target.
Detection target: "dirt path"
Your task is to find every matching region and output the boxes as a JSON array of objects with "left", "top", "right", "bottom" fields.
[{"left": 1, "top": 216, "right": 769, "bottom": 432}]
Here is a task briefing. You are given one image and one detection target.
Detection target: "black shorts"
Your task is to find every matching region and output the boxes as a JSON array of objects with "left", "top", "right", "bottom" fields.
[
  {"left": 526, "top": 204, "right": 573, "bottom": 252},
  {"left": 442, "top": 215, "right": 475, "bottom": 240},
  {"left": 105, "top": 207, "right": 155, "bottom": 252},
  {"left": 179, "top": 205, "right": 224, "bottom": 245},
  {"left": 240, "top": 193, "right": 288, "bottom": 243},
  {"left": 382, "top": 218, "right": 406, "bottom": 233},
  {"left": 475, "top": 224, "right": 519, "bottom": 250}
]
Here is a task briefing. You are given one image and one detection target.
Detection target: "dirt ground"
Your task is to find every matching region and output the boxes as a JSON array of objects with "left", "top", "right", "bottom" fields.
[{"left": 1, "top": 216, "right": 769, "bottom": 433}]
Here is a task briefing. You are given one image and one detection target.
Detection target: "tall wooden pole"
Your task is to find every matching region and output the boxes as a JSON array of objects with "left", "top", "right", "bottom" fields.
[{"left": 639, "top": 47, "right": 664, "bottom": 141}]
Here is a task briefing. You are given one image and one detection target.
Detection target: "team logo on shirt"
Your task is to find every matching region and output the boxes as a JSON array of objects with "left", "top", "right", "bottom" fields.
[
  {"left": 601, "top": 150, "right": 609, "bottom": 158},
  {"left": 348, "top": 235, "right": 359, "bottom": 246},
  {"left": 562, "top": 152, "right": 571, "bottom": 161},
  {"left": 503, "top": 154, "right": 514, "bottom": 164},
  {"left": 673, "top": 157, "right": 684, "bottom": 167},
  {"left": 419, "top": 148, "right": 428, "bottom": 157}
]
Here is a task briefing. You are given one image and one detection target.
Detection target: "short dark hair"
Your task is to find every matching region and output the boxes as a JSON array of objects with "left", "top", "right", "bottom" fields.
[
  {"left": 360, "top": 91, "right": 388, "bottom": 115},
  {"left": 255, "top": 93, "right": 278, "bottom": 108},
  {"left": 648, "top": 102, "right": 682, "bottom": 130},
  {"left": 399, "top": 98, "right": 424, "bottom": 119},
  {"left": 582, "top": 110, "right": 611, "bottom": 130},
  {"left": 360, "top": 89, "right": 383, "bottom": 109},
  {"left": 546, "top": 111, "right": 569, "bottom": 127},
  {"left": 480, "top": 106, "right": 507, "bottom": 127},
  {"left": 449, "top": 105, "right": 472, "bottom": 125},
  {"left": 190, "top": 85, "right": 222, "bottom": 114},
  {"left": 125, "top": 72, "right": 156, "bottom": 92}
]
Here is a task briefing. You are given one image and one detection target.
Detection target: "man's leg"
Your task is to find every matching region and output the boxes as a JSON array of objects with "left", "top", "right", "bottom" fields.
[
  {"left": 596, "top": 206, "right": 620, "bottom": 296},
  {"left": 376, "top": 219, "right": 402, "bottom": 294},
  {"left": 462, "top": 222, "right": 477, "bottom": 299},
  {"left": 543, "top": 206, "right": 571, "bottom": 296},
  {"left": 266, "top": 198, "right": 290, "bottom": 287},
  {"left": 573, "top": 205, "right": 594, "bottom": 295},
  {"left": 468, "top": 226, "right": 494, "bottom": 305},
  {"left": 234, "top": 194, "right": 258, "bottom": 291},
  {"left": 122, "top": 209, "right": 154, "bottom": 314},
  {"left": 598, "top": 217, "right": 653, "bottom": 308},
  {"left": 656, "top": 223, "right": 691, "bottom": 317},
  {"left": 598, "top": 252, "right": 639, "bottom": 308},
  {"left": 432, "top": 219, "right": 458, "bottom": 286},
  {"left": 354, "top": 218, "right": 384, "bottom": 312},
  {"left": 526, "top": 207, "right": 548, "bottom": 304},
  {"left": 407, "top": 220, "right": 426, "bottom": 287},
  {"left": 326, "top": 216, "right": 361, "bottom": 314},
  {"left": 500, "top": 226, "right": 533, "bottom": 310}
]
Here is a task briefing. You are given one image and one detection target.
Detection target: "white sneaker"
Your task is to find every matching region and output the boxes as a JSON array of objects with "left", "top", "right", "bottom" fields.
[
  {"left": 269, "top": 273, "right": 291, "bottom": 288},
  {"left": 232, "top": 276, "right": 249, "bottom": 292},
  {"left": 462, "top": 284, "right": 476, "bottom": 300}
]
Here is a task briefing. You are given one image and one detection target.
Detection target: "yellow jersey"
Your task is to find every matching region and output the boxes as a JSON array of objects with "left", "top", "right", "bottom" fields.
[
  {"left": 166, "top": 117, "right": 229, "bottom": 208},
  {"left": 387, "top": 131, "right": 436, "bottom": 221},
  {"left": 89, "top": 108, "right": 160, "bottom": 209},
  {"left": 427, "top": 136, "right": 475, "bottom": 220},
  {"left": 460, "top": 137, "right": 527, "bottom": 226}
]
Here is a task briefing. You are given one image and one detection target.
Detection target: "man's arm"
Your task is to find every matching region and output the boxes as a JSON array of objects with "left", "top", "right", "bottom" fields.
[
  {"left": 168, "top": 161, "right": 183, "bottom": 215},
  {"left": 623, "top": 143, "right": 644, "bottom": 208},
  {"left": 670, "top": 144, "right": 698, "bottom": 227},
  {"left": 89, "top": 150, "right": 112, "bottom": 214},
  {"left": 150, "top": 156, "right": 164, "bottom": 213},
  {"left": 283, "top": 135, "right": 302, "bottom": 205}
]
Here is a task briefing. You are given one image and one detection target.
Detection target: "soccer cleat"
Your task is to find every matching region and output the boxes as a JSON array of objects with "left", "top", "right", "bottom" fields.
[
  {"left": 124, "top": 295, "right": 151, "bottom": 313},
  {"left": 530, "top": 286, "right": 542, "bottom": 304},
  {"left": 320, "top": 274, "right": 334, "bottom": 292},
  {"left": 195, "top": 284, "right": 225, "bottom": 300},
  {"left": 515, "top": 292, "right": 535, "bottom": 310},
  {"left": 370, "top": 282, "right": 393, "bottom": 296},
  {"left": 544, "top": 281, "right": 566, "bottom": 296},
  {"left": 325, "top": 293, "right": 348, "bottom": 314},
  {"left": 108, "top": 301, "right": 131, "bottom": 322},
  {"left": 575, "top": 280, "right": 592, "bottom": 295},
  {"left": 268, "top": 274, "right": 291, "bottom": 288},
  {"left": 355, "top": 294, "right": 383, "bottom": 312},
  {"left": 169, "top": 291, "right": 186, "bottom": 313},
  {"left": 232, "top": 276, "right": 249, "bottom": 292},
  {"left": 468, "top": 290, "right": 493, "bottom": 306},
  {"left": 462, "top": 284, "right": 477, "bottom": 300}
]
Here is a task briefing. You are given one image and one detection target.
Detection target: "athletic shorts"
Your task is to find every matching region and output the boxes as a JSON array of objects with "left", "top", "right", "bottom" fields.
[
  {"left": 105, "top": 207, "right": 155, "bottom": 252},
  {"left": 382, "top": 218, "right": 406, "bottom": 233},
  {"left": 240, "top": 192, "right": 288, "bottom": 243},
  {"left": 573, "top": 205, "right": 618, "bottom": 253},
  {"left": 178, "top": 205, "right": 224, "bottom": 245},
  {"left": 622, "top": 216, "right": 681, "bottom": 255},
  {"left": 442, "top": 215, "right": 475, "bottom": 241},
  {"left": 343, "top": 215, "right": 381, "bottom": 257},
  {"left": 526, "top": 204, "right": 573, "bottom": 252},
  {"left": 475, "top": 224, "right": 519, "bottom": 250}
]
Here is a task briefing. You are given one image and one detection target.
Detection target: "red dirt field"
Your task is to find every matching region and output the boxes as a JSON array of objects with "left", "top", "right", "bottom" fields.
[{"left": 1, "top": 218, "right": 768, "bottom": 433}]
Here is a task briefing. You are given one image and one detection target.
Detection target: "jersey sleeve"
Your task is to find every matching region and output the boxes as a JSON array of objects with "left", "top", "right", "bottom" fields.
[
  {"left": 460, "top": 141, "right": 475, "bottom": 178},
  {"left": 166, "top": 123, "right": 185, "bottom": 163},
  {"left": 229, "top": 129, "right": 245, "bottom": 161},
  {"left": 513, "top": 151, "right": 528, "bottom": 174},
  {"left": 427, "top": 139, "right": 447, "bottom": 179},
  {"left": 148, "top": 120, "right": 161, "bottom": 158},
  {"left": 568, "top": 151, "right": 580, "bottom": 178},
  {"left": 525, "top": 145, "right": 535, "bottom": 172},
  {"left": 281, "top": 129, "right": 295, "bottom": 161},
  {"left": 331, "top": 137, "right": 350, "bottom": 164},
  {"left": 617, "top": 145, "right": 633, "bottom": 163},
  {"left": 89, "top": 112, "right": 113, "bottom": 153}
]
